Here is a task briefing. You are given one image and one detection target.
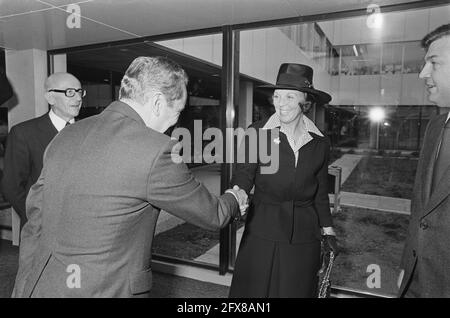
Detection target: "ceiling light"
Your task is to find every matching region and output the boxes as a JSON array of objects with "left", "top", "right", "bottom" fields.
[
  {"left": 366, "top": 4, "right": 383, "bottom": 29},
  {"left": 369, "top": 107, "right": 385, "bottom": 123}
]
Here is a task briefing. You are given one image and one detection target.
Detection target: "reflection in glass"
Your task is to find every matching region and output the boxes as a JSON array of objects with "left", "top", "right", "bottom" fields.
[{"left": 239, "top": 3, "right": 449, "bottom": 297}]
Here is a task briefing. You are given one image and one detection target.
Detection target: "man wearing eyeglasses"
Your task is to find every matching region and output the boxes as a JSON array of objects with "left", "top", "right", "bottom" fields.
[{"left": 2, "top": 72, "right": 84, "bottom": 227}]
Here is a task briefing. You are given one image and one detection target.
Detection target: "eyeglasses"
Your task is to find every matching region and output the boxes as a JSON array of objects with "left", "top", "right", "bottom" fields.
[{"left": 48, "top": 88, "right": 86, "bottom": 98}]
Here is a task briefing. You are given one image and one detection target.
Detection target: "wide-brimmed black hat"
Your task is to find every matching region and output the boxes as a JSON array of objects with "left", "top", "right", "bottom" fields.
[{"left": 259, "top": 63, "right": 331, "bottom": 104}]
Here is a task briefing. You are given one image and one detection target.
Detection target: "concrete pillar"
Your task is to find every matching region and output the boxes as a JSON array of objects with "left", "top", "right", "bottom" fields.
[
  {"left": 238, "top": 80, "right": 253, "bottom": 129},
  {"left": 51, "top": 54, "right": 67, "bottom": 73},
  {"left": 5, "top": 49, "right": 48, "bottom": 129}
]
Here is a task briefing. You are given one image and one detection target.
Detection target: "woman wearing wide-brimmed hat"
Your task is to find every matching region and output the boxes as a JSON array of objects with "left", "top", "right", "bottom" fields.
[{"left": 229, "top": 63, "right": 339, "bottom": 298}]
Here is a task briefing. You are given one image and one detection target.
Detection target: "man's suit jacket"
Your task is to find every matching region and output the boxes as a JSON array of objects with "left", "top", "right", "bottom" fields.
[
  {"left": 0, "top": 67, "right": 13, "bottom": 105},
  {"left": 1, "top": 113, "right": 58, "bottom": 224},
  {"left": 12, "top": 101, "right": 238, "bottom": 298},
  {"left": 399, "top": 113, "right": 450, "bottom": 297}
]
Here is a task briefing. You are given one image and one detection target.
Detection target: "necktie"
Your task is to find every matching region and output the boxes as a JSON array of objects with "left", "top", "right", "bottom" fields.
[
  {"left": 65, "top": 121, "right": 71, "bottom": 127},
  {"left": 431, "top": 119, "right": 450, "bottom": 194}
]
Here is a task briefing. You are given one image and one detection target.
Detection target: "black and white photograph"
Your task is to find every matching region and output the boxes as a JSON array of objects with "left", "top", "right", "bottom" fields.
[{"left": 0, "top": 0, "right": 449, "bottom": 302}]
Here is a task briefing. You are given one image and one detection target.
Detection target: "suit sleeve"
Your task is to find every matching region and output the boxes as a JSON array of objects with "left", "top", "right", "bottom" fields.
[
  {"left": 0, "top": 67, "right": 13, "bottom": 105},
  {"left": 315, "top": 140, "right": 333, "bottom": 227},
  {"left": 1, "top": 126, "right": 30, "bottom": 223},
  {"left": 146, "top": 140, "right": 239, "bottom": 231},
  {"left": 12, "top": 150, "right": 46, "bottom": 296}
]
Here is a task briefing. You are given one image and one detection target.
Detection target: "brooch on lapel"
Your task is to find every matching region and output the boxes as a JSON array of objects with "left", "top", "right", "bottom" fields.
[{"left": 273, "top": 137, "right": 280, "bottom": 144}]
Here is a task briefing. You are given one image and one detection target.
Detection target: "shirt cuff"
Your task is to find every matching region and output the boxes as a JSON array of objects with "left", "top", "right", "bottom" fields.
[{"left": 225, "top": 189, "right": 239, "bottom": 204}]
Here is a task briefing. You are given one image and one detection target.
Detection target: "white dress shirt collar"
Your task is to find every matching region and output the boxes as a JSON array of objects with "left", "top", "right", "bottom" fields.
[
  {"left": 262, "top": 112, "right": 324, "bottom": 136},
  {"left": 263, "top": 112, "right": 323, "bottom": 151},
  {"left": 262, "top": 113, "right": 324, "bottom": 167},
  {"left": 49, "top": 109, "right": 75, "bottom": 132}
]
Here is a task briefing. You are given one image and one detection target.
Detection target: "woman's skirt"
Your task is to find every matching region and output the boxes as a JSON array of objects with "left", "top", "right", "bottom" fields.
[{"left": 229, "top": 233, "right": 321, "bottom": 298}]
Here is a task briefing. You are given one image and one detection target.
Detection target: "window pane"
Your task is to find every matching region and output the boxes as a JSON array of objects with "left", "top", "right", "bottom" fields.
[{"left": 238, "top": 3, "right": 448, "bottom": 297}]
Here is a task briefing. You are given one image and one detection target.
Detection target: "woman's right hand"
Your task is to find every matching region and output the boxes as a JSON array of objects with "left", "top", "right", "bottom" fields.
[
  {"left": 233, "top": 185, "right": 249, "bottom": 214},
  {"left": 226, "top": 185, "right": 249, "bottom": 215}
]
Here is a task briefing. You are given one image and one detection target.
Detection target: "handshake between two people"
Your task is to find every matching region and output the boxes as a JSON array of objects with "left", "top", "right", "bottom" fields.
[{"left": 225, "top": 185, "right": 249, "bottom": 216}]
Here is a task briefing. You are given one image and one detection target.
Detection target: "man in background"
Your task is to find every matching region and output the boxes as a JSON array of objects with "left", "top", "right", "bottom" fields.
[
  {"left": 13, "top": 56, "right": 247, "bottom": 298},
  {"left": 399, "top": 24, "right": 450, "bottom": 297},
  {"left": 0, "top": 67, "right": 13, "bottom": 105},
  {"left": 1, "top": 73, "right": 83, "bottom": 227},
  {"left": 0, "top": 67, "right": 13, "bottom": 189}
]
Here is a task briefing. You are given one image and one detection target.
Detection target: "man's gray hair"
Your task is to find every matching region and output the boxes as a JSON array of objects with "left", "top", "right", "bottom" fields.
[
  {"left": 422, "top": 23, "right": 450, "bottom": 50},
  {"left": 119, "top": 56, "right": 188, "bottom": 105}
]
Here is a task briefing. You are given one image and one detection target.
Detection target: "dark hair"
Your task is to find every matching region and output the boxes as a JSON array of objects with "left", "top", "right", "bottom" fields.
[
  {"left": 422, "top": 24, "right": 450, "bottom": 50},
  {"left": 300, "top": 93, "right": 316, "bottom": 114}
]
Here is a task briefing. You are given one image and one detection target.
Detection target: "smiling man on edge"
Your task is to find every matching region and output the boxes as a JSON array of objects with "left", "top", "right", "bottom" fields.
[{"left": 399, "top": 24, "right": 450, "bottom": 298}]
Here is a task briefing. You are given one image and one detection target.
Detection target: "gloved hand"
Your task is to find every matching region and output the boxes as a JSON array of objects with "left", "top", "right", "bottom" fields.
[{"left": 322, "top": 235, "right": 340, "bottom": 258}]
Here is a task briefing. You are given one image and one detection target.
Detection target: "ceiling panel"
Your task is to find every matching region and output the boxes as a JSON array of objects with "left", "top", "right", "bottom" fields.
[
  {"left": 287, "top": 0, "right": 425, "bottom": 16},
  {"left": 0, "top": 0, "right": 444, "bottom": 51},
  {"left": 0, "top": 0, "right": 50, "bottom": 17},
  {"left": 77, "top": 0, "right": 295, "bottom": 38},
  {"left": 0, "top": 7, "right": 134, "bottom": 50},
  {"left": 36, "top": 0, "right": 96, "bottom": 6}
]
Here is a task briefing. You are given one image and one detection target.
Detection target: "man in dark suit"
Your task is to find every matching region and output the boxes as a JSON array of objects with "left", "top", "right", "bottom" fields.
[
  {"left": 0, "top": 67, "right": 13, "bottom": 105},
  {"left": 0, "top": 67, "right": 13, "bottom": 190},
  {"left": 12, "top": 56, "right": 247, "bottom": 298},
  {"left": 399, "top": 24, "right": 450, "bottom": 297},
  {"left": 2, "top": 73, "right": 83, "bottom": 227}
]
